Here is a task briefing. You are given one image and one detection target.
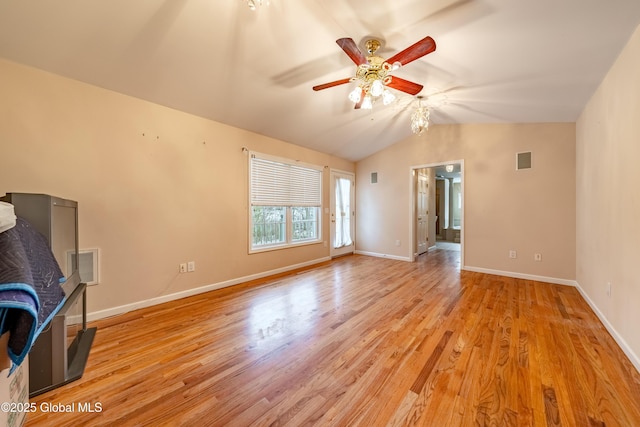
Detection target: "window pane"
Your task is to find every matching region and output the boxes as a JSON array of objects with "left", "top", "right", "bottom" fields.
[
  {"left": 292, "top": 207, "right": 318, "bottom": 242},
  {"left": 334, "top": 176, "right": 353, "bottom": 248},
  {"left": 252, "top": 206, "right": 286, "bottom": 247}
]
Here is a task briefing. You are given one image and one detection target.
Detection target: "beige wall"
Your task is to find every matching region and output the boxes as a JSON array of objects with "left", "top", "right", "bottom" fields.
[
  {"left": 0, "top": 59, "right": 354, "bottom": 318},
  {"left": 576, "top": 24, "right": 640, "bottom": 368},
  {"left": 356, "top": 122, "right": 576, "bottom": 281}
]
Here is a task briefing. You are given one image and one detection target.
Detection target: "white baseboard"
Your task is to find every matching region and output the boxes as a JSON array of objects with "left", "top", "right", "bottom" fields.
[
  {"left": 354, "top": 250, "right": 412, "bottom": 262},
  {"left": 87, "top": 256, "right": 331, "bottom": 322},
  {"left": 574, "top": 282, "right": 640, "bottom": 374},
  {"left": 462, "top": 265, "right": 578, "bottom": 287}
]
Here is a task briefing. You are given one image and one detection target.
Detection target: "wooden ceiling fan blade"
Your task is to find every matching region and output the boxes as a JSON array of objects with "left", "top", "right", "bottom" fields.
[
  {"left": 387, "top": 76, "right": 424, "bottom": 95},
  {"left": 336, "top": 38, "right": 368, "bottom": 65},
  {"left": 386, "top": 36, "right": 436, "bottom": 66},
  {"left": 312, "top": 78, "right": 352, "bottom": 91}
]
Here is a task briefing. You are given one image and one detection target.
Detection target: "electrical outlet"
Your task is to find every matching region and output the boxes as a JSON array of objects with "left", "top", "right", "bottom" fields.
[
  {"left": 187, "top": 261, "right": 195, "bottom": 272},
  {"left": 534, "top": 253, "right": 542, "bottom": 261},
  {"left": 395, "top": 240, "right": 401, "bottom": 247},
  {"left": 509, "top": 250, "right": 517, "bottom": 259},
  {"left": 607, "top": 282, "right": 611, "bottom": 297},
  {"left": 179, "top": 263, "right": 187, "bottom": 273}
]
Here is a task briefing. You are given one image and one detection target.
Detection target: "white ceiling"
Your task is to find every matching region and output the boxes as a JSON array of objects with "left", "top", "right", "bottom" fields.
[{"left": 1, "top": 0, "right": 639, "bottom": 161}]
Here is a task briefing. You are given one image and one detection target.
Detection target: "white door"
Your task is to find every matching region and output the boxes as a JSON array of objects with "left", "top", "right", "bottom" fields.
[
  {"left": 330, "top": 171, "right": 355, "bottom": 257},
  {"left": 416, "top": 171, "right": 428, "bottom": 255}
]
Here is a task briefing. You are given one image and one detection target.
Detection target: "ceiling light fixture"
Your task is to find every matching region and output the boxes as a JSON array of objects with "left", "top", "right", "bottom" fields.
[
  {"left": 348, "top": 39, "right": 396, "bottom": 108},
  {"left": 361, "top": 95, "right": 373, "bottom": 110},
  {"left": 246, "top": 0, "right": 269, "bottom": 10},
  {"left": 411, "top": 96, "right": 430, "bottom": 135},
  {"left": 445, "top": 164, "right": 454, "bottom": 173}
]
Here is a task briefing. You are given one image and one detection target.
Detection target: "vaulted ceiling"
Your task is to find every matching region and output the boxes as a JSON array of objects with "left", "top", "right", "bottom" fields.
[{"left": 1, "top": 1, "right": 639, "bottom": 161}]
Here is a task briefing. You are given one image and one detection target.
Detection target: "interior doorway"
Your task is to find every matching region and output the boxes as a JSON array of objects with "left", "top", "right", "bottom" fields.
[
  {"left": 330, "top": 170, "right": 355, "bottom": 257},
  {"left": 411, "top": 161, "right": 464, "bottom": 264},
  {"left": 414, "top": 168, "right": 430, "bottom": 256}
]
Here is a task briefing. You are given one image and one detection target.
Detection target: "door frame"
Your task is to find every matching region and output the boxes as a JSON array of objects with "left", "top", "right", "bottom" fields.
[
  {"left": 330, "top": 169, "right": 356, "bottom": 258},
  {"left": 409, "top": 160, "right": 465, "bottom": 266},
  {"left": 414, "top": 169, "right": 429, "bottom": 256}
]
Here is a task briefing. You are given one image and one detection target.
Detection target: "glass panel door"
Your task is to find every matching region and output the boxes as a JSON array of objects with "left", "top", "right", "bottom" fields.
[{"left": 330, "top": 171, "right": 355, "bottom": 257}]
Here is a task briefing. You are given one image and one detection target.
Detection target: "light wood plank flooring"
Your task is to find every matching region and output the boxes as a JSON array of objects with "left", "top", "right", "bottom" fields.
[{"left": 26, "top": 249, "right": 640, "bottom": 426}]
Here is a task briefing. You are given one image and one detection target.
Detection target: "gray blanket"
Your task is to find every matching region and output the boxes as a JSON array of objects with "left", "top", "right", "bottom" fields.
[{"left": 0, "top": 217, "right": 66, "bottom": 370}]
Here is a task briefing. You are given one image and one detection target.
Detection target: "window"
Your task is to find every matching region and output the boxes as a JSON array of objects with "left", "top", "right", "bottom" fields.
[
  {"left": 249, "top": 153, "right": 322, "bottom": 252},
  {"left": 252, "top": 206, "right": 286, "bottom": 246}
]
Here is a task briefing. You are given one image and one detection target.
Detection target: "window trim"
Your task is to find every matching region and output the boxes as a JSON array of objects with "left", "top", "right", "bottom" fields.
[{"left": 248, "top": 152, "right": 323, "bottom": 253}]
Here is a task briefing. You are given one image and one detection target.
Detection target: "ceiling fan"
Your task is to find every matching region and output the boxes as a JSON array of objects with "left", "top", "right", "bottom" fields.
[{"left": 312, "top": 36, "right": 436, "bottom": 109}]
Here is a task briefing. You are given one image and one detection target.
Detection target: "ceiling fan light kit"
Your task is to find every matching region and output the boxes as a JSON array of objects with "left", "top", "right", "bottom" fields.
[{"left": 350, "top": 40, "right": 394, "bottom": 108}]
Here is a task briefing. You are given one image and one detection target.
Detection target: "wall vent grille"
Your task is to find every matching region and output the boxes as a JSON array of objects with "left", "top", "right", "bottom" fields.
[
  {"left": 517, "top": 152, "right": 532, "bottom": 170},
  {"left": 67, "top": 248, "right": 100, "bottom": 285}
]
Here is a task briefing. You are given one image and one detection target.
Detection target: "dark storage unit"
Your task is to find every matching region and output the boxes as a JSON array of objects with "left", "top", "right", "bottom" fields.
[{"left": 0, "top": 193, "right": 96, "bottom": 397}]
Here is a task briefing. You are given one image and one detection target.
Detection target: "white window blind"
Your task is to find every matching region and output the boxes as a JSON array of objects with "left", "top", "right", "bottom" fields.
[{"left": 250, "top": 154, "right": 322, "bottom": 207}]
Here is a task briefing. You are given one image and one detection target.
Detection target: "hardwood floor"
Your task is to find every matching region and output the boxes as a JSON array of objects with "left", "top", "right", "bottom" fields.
[{"left": 26, "top": 249, "right": 640, "bottom": 426}]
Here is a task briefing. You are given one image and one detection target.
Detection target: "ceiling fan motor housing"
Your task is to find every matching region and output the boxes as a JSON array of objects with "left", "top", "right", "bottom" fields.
[
  {"left": 355, "top": 53, "right": 392, "bottom": 95},
  {"left": 365, "top": 39, "right": 381, "bottom": 55}
]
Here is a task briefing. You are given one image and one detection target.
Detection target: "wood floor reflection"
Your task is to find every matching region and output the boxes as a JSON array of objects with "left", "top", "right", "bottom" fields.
[{"left": 27, "top": 249, "right": 640, "bottom": 426}]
